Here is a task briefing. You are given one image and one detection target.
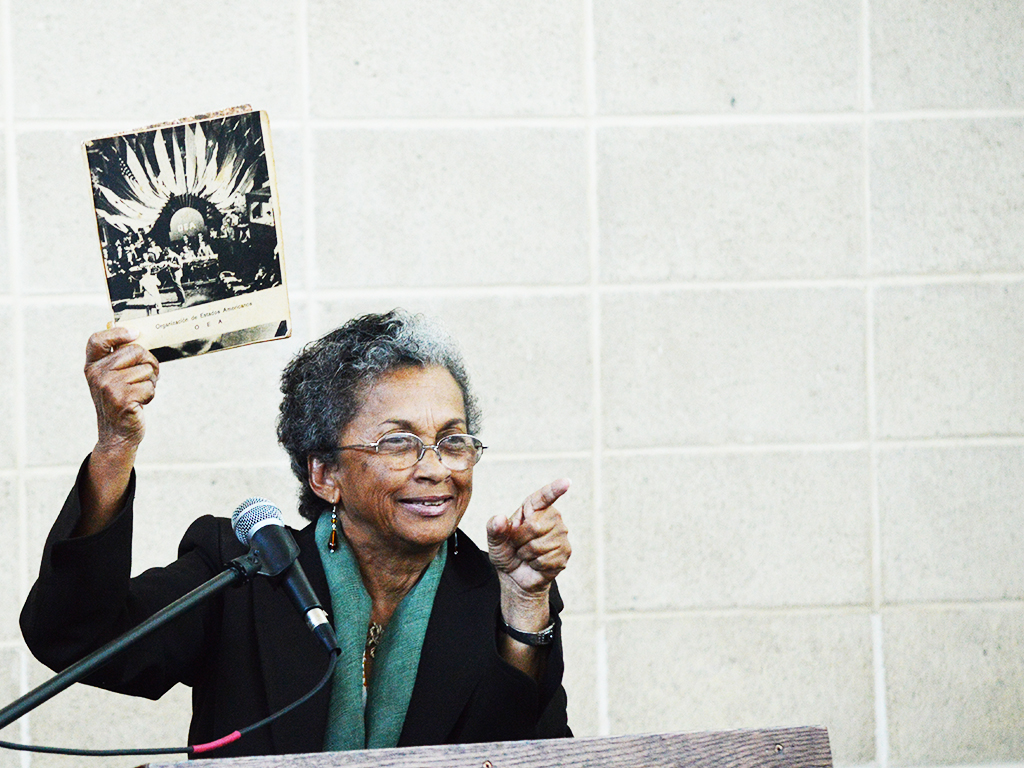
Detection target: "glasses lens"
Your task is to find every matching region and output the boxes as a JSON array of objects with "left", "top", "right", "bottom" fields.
[
  {"left": 375, "top": 434, "right": 422, "bottom": 468},
  {"left": 437, "top": 435, "right": 483, "bottom": 470}
]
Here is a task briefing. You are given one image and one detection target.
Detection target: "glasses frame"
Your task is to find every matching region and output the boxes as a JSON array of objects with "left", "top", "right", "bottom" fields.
[{"left": 337, "top": 432, "right": 487, "bottom": 471}]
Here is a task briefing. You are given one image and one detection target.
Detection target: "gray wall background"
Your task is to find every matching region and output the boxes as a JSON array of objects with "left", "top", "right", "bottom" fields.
[{"left": 1, "top": 1, "right": 1023, "bottom": 766}]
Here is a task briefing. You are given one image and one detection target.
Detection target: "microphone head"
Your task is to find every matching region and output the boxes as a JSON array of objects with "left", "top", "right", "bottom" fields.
[{"left": 232, "top": 497, "right": 285, "bottom": 547}]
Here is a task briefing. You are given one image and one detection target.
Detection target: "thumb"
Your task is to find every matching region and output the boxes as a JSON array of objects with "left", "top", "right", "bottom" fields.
[
  {"left": 487, "top": 515, "right": 519, "bottom": 573},
  {"left": 486, "top": 514, "right": 511, "bottom": 550}
]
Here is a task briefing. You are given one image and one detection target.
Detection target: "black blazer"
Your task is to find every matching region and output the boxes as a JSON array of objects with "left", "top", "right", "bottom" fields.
[{"left": 20, "top": 461, "right": 570, "bottom": 759}]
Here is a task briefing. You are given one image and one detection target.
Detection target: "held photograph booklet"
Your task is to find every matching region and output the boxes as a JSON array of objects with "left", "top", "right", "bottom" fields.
[{"left": 84, "top": 105, "right": 291, "bottom": 362}]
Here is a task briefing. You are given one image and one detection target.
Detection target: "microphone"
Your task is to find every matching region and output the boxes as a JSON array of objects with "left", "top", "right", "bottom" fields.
[{"left": 232, "top": 498, "right": 339, "bottom": 653}]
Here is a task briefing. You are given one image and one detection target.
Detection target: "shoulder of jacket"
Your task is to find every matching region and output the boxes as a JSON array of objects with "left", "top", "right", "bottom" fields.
[{"left": 178, "top": 515, "right": 246, "bottom": 561}]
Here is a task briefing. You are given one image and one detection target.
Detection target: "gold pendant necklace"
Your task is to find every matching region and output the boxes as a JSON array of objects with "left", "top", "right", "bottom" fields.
[
  {"left": 365, "top": 621, "right": 383, "bottom": 659},
  {"left": 362, "top": 622, "right": 384, "bottom": 691}
]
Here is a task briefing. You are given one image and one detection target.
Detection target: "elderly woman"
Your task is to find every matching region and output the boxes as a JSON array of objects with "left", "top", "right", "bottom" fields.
[{"left": 21, "top": 310, "right": 572, "bottom": 758}]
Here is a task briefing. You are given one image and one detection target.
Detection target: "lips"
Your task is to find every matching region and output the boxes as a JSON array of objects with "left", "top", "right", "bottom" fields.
[{"left": 398, "top": 495, "right": 454, "bottom": 517}]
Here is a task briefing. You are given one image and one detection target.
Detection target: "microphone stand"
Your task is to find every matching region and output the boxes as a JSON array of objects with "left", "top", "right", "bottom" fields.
[{"left": 0, "top": 552, "right": 262, "bottom": 731}]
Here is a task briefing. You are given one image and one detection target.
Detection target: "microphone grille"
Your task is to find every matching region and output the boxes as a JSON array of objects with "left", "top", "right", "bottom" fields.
[{"left": 231, "top": 497, "right": 284, "bottom": 546}]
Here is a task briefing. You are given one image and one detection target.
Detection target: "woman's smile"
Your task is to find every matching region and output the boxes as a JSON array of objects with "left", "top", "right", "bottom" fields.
[{"left": 397, "top": 493, "right": 455, "bottom": 517}]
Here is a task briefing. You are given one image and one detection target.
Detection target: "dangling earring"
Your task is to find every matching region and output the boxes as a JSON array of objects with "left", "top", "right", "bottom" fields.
[
  {"left": 453, "top": 529, "right": 459, "bottom": 556},
  {"left": 328, "top": 507, "right": 339, "bottom": 553}
]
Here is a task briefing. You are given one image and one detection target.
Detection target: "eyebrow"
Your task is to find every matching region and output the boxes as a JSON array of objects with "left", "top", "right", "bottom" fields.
[{"left": 380, "top": 417, "right": 467, "bottom": 432}]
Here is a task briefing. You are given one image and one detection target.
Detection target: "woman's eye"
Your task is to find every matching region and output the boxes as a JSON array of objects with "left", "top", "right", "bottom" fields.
[{"left": 378, "top": 435, "right": 418, "bottom": 452}]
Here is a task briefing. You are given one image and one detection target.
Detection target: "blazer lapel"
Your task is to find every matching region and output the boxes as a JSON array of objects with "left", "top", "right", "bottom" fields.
[
  {"left": 252, "top": 520, "right": 334, "bottom": 755},
  {"left": 398, "top": 534, "right": 494, "bottom": 746}
]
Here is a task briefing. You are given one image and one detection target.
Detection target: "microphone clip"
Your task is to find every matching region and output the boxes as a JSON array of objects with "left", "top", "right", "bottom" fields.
[{"left": 226, "top": 552, "right": 263, "bottom": 583}]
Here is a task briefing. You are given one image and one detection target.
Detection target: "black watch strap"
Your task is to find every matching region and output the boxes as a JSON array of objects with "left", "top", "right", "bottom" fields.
[{"left": 499, "top": 617, "right": 555, "bottom": 646}]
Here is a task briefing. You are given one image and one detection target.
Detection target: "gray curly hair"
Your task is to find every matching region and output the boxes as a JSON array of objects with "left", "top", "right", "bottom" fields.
[{"left": 277, "top": 309, "right": 482, "bottom": 521}]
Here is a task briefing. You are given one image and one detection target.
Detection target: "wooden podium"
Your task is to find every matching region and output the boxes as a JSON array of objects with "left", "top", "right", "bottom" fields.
[{"left": 146, "top": 725, "right": 832, "bottom": 768}]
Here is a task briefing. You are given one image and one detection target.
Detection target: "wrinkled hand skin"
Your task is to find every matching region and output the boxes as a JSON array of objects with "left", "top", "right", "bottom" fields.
[
  {"left": 487, "top": 478, "right": 572, "bottom": 600},
  {"left": 486, "top": 478, "right": 571, "bottom": 678},
  {"left": 86, "top": 328, "right": 160, "bottom": 445},
  {"left": 77, "top": 327, "right": 160, "bottom": 537},
  {"left": 486, "top": 478, "right": 571, "bottom": 680}
]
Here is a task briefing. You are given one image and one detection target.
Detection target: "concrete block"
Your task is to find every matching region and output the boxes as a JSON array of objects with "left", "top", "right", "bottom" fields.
[
  {"left": 315, "top": 295, "right": 593, "bottom": 454},
  {"left": 307, "top": 0, "right": 585, "bottom": 117},
  {"left": 313, "top": 129, "right": 589, "bottom": 288},
  {"left": 24, "top": 465, "right": 300, "bottom": 590},
  {"left": 872, "top": 119, "right": 1024, "bottom": 274},
  {"left": 602, "top": 289, "right": 866, "bottom": 447},
  {"left": 561, "top": 616, "right": 598, "bottom": 737},
  {"left": 266, "top": 127, "right": 306, "bottom": 292},
  {"left": 606, "top": 612, "right": 874, "bottom": 764},
  {"left": 879, "top": 445, "right": 1024, "bottom": 602},
  {"left": 598, "top": 124, "right": 865, "bottom": 282},
  {"left": 884, "top": 606, "right": 1024, "bottom": 764},
  {"left": 140, "top": 329, "right": 305, "bottom": 466},
  {"left": 594, "top": 0, "right": 860, "bottom": 114},
  {"left": 12, "top": 0, "right": 302, "bottom": 120},
  {"left": 605, "top": 449, "right": 871, "bottom": 611},
  {"left": 17, "top": 131, "right": 106, "bottom": 295},
  {"left": 130, "top": 465, "right": 301, "bottom": 571},
  {"left": 872, "top": 0, "right": 1024, "bottom": 110},
  {"left": 465, "top": 457, "right": 594, "bottom": 614},
  {"left": 0, "top": 132, "right": 7, "bottom": 293},
  {"left": 23, "top": 304, "right": 114, "bottom": 467},
  {"left": 874, "top": 284, "right": 1024, "bottom": 438},
  {"left": 22, "top": 302, "right": 304, "bottom": 468},
  {"left": 23, "top": 469, "right": 78, "bottom": 589},
  {"left": 25, "top": 654, "right": 192, "bottom": 767},
  {"left": 0, "top": 307, "right": 14, "bottom": 468},
  {"left": 0, "top": 478, "right": 17, "bottom": 639}
]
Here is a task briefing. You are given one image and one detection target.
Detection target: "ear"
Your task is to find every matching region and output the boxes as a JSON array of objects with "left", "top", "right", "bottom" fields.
[{"left": 308, "top": 455, "right": 343, "bottom": 506}]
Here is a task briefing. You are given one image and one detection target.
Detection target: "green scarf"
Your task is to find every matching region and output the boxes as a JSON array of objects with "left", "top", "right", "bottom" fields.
[{"left": 315, "top": 511, "right": 446, "bottom": 751}]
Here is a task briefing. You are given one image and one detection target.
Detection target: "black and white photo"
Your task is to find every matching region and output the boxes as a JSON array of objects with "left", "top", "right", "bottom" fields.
[{"left": 84, "top": 107, "right": 291, "bottom": 360}]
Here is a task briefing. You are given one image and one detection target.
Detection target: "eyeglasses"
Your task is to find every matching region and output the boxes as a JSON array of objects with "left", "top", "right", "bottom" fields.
[{"left": 337, "top": 432, "right": 486, "bottom": 471}]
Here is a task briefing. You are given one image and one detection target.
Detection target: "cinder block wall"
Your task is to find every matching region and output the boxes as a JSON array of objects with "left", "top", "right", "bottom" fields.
[{"left": 1, "top": 1, "right": 1022, "bottom": 766}]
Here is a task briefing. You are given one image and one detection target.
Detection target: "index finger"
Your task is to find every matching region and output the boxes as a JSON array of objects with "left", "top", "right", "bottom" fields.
[
  {"left": 85, "top": 327, "right": 141, "bottom": 364},
  {"left": 520, "top": 477, "right": 571, "bottom": 519}
]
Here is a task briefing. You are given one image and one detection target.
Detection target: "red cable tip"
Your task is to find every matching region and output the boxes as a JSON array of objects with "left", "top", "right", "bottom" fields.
[{"left": 191, "top": 731, "right": 242, "bottom": 754}]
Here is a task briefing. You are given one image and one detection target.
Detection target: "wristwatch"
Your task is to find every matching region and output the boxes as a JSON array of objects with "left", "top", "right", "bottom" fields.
[{"left": 499, "top": 617, "right": 556, "bottom": 646}]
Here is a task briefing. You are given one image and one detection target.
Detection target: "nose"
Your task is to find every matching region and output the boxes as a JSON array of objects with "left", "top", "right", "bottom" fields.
[{"left": 414, "top": 444, "right": 450, "bottom": 478}]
